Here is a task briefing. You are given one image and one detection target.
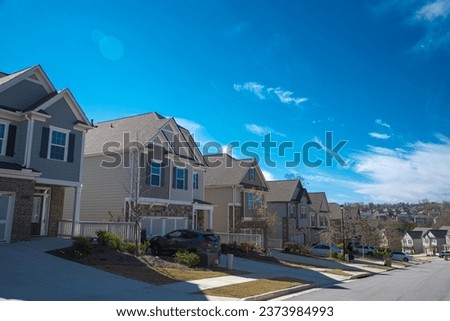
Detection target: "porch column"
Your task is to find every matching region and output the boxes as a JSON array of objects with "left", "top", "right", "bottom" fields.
[
  {"left": 208, "top": 208, "right": 214, "bottom": 230},
  {"left": 71, "top": 185, "right": 82, "bottom": 237}
]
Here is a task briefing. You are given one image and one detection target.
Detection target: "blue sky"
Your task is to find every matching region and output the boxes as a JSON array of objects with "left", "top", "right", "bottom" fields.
[{"left": 1, "top": 0, "right": 450, "bottom": 203}]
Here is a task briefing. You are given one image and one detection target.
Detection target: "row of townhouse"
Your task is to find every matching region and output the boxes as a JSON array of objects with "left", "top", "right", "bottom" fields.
[
  {"left": 402, "top": 226, "right": 450, "bottom": 255},
  {"left": 0, "top": 65, "right": 333, "bottom": 248}
]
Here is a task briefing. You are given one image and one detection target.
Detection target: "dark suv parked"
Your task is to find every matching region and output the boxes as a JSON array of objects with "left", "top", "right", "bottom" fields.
[{"left": 149, "top": 229, "right": 221, "bottom": 257}]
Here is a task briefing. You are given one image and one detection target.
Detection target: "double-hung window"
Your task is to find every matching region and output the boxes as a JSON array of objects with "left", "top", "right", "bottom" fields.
[
  {"left": 192, "top": 172, "right": 199, "bottom": 189},
  {"left": 249, "top": 167, "right": 255, "bottom": 181},
  {"left": 176, "top": 167, "right": 185, "bottom": 189},
  {"left": 0, "top": 122, "right": 7, "bottom": 155},
  {"left": 248, "top": 192, "right": 254, "bottom": 209},
  {"left": 49, "top": 127, "right": 70, "bottom": 161},
  {"left": 150, "top": 161, "right": 161, "bottom": 186}
]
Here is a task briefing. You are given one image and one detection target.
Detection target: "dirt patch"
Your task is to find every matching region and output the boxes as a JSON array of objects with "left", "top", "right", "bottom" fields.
[{"left": 49, "top": 245, "right": 245, "bottom": 285}]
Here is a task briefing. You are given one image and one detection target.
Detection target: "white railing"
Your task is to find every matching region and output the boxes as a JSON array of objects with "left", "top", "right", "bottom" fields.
[
  {"left": 216, "top": 232, "right": 262, "bottom": 248},
  {"left": 58, "top": 220, "right": 136, "bottom": 242}
]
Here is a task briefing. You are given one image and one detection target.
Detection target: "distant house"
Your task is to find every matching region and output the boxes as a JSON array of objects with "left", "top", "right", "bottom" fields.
[
  {"left": 308, "top": 192, "right": 330, "bottom": 243},
  {"left": 422, "top": 229, "right": 448, "bottom": 255},
  {"left": 402, "top": 229, "right": 427, "bottom": 254},
  {"left": 266, "top": 179, "right": 311, "bottom": 248},
  {"left": 63, "top": 112, "right": 213, "bottom": 237},
  {"left": 204, "top": 153, "right": 268, "bottom": 234},
  {"left": 0, "top": 65, "right": 92, "bottom": 242}
]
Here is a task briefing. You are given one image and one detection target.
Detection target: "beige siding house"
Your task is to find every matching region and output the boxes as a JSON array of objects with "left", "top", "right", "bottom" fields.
[
  {"left": 64, "top": 112, "right": 213, "bottom": 237},
  {"left": 308, "top": 192, "right": 331, "bottom": 243},
  {"left": 266, "top": 180, "right": 311, "bottom": 249},
  {"left": 204, "top": 153, "right": 268, "bottom": 234}
]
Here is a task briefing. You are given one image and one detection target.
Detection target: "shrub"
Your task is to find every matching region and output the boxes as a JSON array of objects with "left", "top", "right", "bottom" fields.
[
  {"left": 96, "top": 230, "right": 123, "bottom": 250},
  {"left": 174, "top": 250, "right": 200, "bottom": 268},
  {"left": 122, "top": 242, "right": 138, "bottom": 254},
  {"left": 73, "top": 236, "right": 93, "bottom": 254}
]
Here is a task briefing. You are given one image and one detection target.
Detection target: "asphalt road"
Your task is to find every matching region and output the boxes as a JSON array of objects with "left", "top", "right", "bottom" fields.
[{"left": 283, "top": 258, "right": 450, "bottom": 301}]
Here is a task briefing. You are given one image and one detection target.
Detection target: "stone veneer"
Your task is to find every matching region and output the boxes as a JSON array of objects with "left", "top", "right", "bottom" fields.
[{"left": 0, "top": 177, "right": 35, "bottom": 242}]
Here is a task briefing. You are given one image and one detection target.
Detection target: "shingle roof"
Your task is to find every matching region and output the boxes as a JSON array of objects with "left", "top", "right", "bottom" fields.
[
  {"left": 328, "top": 202, "right": 343, "bottom": 220},
  {"left": 84, "top": 112, "right": 170, "bottom": 155},
  {"left": 406, "top": 231, "right": 424, "bottom": 239},
  {"left": 204, "top": 154, "right": 254, "bottom": 186},
  {"left": 266, "top": 180, "right": 300, "bottom": 202},
  {"left": 309, "top": 192, "right": 329, "bottom": 213},
  {"left": 427, "top": 229, "right": 448, "bottom": 238},
  {"left": 0, "top": 66, "right": 34, "bottom": 87}
]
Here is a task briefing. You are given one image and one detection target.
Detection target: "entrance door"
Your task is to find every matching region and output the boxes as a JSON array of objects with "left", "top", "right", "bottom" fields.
[
  {"left": 31, "top": 188, "right": 50, "bottom": 236},
  {"left": 0, "top": 194, "right": 14, "bottom": 242}
]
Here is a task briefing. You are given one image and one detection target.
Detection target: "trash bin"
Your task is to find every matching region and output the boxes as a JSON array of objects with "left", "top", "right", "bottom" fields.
[
  {"left": 199, "top": 253, "right": 219, "bottom": 267},
  {"left": 384, "top": 256, "right": 392, "bottom": 267},
  {"left": 226, "top": 254, "right": 234, "bottom": 270}
]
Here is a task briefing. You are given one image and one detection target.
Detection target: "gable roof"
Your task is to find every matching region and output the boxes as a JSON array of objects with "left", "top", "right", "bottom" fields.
[
  {"left": 308, "top": 192, "right": 330, "bottom": 213},
  {"left": 0, "top": 65, "right": 55, "bottom": 94},
  {"left": 85, "top": 112, "right": 206, "bottom": 165},
  {"left": 405, "top": 231, "right": 424, "bottom": 239},
  {"left": 328, "top": 202, "right": 343, "bottom": 220},
  {"left": 204, "top": 153, "right": 267, "bottom": 189},
  {"left": 425, "top": 229, "right": 448, "bottom": 238},
  {"left": 266, "top": 179, "right": 308, "bottom": 203}
]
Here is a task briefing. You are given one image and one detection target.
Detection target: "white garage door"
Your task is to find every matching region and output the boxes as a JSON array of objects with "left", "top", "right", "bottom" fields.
[
  {"left": 140, "top": 217, "right": 188, "bottom": 239},
  {"left": 0, "top": 194, "right": 14, "bottom": 243}
]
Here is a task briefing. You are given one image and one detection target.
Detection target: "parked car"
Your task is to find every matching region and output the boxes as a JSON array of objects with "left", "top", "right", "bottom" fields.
[
  {"left": 149, "top": 229, "right": 221, "bottom": 257},
  {"left": 438, "top": 250, "right": 450, "bottom": 258},
  {"left": 355, "top": 245, "right": 376, "bottom": 255},
  {"left": 390, "top": 251, "right": 413, "bottom": 262},
  {"left": 309, "top": 243, "right": 342, "bottom": 257}
]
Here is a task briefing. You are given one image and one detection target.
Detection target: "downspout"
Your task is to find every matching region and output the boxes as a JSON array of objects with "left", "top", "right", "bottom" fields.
[{"left": 23, "top": 114, "right": 32, "bottom": 167}]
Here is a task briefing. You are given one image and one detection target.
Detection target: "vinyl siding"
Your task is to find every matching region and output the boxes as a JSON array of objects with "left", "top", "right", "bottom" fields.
[
  {"left": 29, "top": 99, "right": 83, "bottom": 182},
  {"left": 204, "top": 186, "right": 233, "bottom": 233},
  {"left": 63, "top": 154, "right": 130, "bottom": 221},
  {"left": 0, "top": 119, "right": 26, "bottom": 164},
  {"left": 0, "top": 79, "right": 48, "bottom": 111}
]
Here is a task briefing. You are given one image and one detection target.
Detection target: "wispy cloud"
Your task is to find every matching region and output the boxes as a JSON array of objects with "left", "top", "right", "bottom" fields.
[
  {"left": 234, "top": 82, "right": 307, "bottom": 105},
  {"left": 374, "top": 0, "right": 450, "bottom": 52},
  {"left": 353, "top": 135, "right": 450, "bottom": 202},
  {"left": 267, "top": 87, "right": 308, "bottom": 105},
  {"left": 375, "top": 118, "right": 391, "bottom": 128},
  {"left": 245, "top": 123, "right": 286, "bottom": 137},
  {"left": 369, "top": 132, "right": 391, "bottom": 140},
  {"left": 415, "top": 0, "right": 450, "bottom": 21},
  {"left": 233, "top": 82, "right": 266, "bottom": 99},
  {"left": 262, "top": 169, "right": 276, "bottom": 181}
]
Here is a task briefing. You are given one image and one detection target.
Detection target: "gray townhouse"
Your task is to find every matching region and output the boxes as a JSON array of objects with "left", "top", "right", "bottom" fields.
[
  {"left": 63, "top": 112, "right": 213, "bottom": 237},
  {"left": 0, "top": 65, "right": 92, "bottom": 242},
  {"left": 266, "top": 179, "right": 311, "bottom": 248}
]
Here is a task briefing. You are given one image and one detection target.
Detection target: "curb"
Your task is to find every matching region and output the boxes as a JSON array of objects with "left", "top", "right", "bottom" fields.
[{"left": 242, "top": 283, "right": 316, "bottom": 301}]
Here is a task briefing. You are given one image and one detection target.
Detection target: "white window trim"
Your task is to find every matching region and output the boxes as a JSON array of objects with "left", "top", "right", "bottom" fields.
[
  {"left": 150, "top": 160, "right": 162, "bottom": 187},
  {"left": 0, "top": 120, "right": 10, "bottom": 156},
  {"left": 193, "top": 171, "right": 199, "bottom": 189},
  {"left": 249, "top": 167, "right": 255, "bottom": 181},
  {"left": 48, "top": 126, "right": 70, "bottom": 162}
]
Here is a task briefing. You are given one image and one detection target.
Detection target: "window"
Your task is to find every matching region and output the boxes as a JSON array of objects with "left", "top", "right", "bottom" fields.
[
  {"left": 300, "top": 206, "right": 307, "bottom": 219},
  {"left": 248, "top": 192, "right": 253, "bottom": 209},
  {"left": 49, "top": 128, "right": 69, "bottom": 161},
  {"left": 249, "top": 167, "right": 255, "bottom": 181},
  {"left": 289, "top": 204, "right": 295, "bottom": 218},
  {"left": 149, "top": 161, "right": 161, "bottom": 186},
  {"left": 193, "top": 172, "right": 199, "bottom": 189},
  {"left": 0, "top": 123, "right": 6, "bottom": 155},
  {"left": 176, "top": 167, "right": 185, "bottom": 189}
]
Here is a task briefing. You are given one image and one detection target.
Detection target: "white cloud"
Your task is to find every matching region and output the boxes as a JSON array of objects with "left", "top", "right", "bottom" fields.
[
  {"left": 245, "top": 123, "right": 286, "bottom": 137},
  {"left": 234, "top": 82, "right": 307, "bottom": 105},
  {"left": 262, "top": 169, "right": 276, "bottom": 181},
  {"left": 369, "top": 132, "right": 391, "bottom": 140},
  {"left": 353, "top": 139, "right": 450, "bottom": 202},
  {"left": 375, "top": 118, "right": 391, "bottom": 128},
  {"left": 268, "top": 87, "right": 308, "bottom": 105},
  {"left": 415, "top": 0, "right": 450, "bottom": 21},
  {"left": 233, "top": 82, "right": 265, "bottom": 99}
]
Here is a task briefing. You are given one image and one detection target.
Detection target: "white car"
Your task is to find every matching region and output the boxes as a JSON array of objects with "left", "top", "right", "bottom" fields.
[
  {"left": 390, "top": 251, "right": 413, "bottom": 262},
  {"left": 355, "top": 245, "right": 376, "bottom": 255},
  {"left": 310, "top": 243, "right": 342, "bottom": 257}
]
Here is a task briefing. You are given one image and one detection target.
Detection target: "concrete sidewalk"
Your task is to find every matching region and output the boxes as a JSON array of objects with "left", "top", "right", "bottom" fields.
[{"left": 0, "top": 238, "right": 419, "bottom": 301}]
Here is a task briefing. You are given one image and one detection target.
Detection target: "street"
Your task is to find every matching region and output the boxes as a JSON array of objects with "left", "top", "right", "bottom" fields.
[{"left": 283, "top": 259, "right": 450, "bottom": 301}]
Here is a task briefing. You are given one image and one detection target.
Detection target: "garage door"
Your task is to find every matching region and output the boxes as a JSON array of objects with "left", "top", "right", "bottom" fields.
[{"left": 0, "top": 194, "right": 14, "bottom": 242}]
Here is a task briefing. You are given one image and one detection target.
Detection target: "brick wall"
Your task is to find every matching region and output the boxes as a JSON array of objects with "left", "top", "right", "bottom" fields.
[{"left": 0, "top": 177, "right": 35, "bottom": 242}]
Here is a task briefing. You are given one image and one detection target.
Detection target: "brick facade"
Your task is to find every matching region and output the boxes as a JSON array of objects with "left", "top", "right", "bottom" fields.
[{"left": 37, "top": 184, "right": 65, "bottom": 237}]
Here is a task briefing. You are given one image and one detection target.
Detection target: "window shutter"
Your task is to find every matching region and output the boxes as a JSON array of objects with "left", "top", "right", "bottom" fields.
[
  {"left": 172, "top": 167, "right": 176, "bottom": 188},
  {"left": 5, "top": 124, "right": 17, "bottom": 157},
  {"left": 146, "top": 162, "right": 151, "bottom": 186},
  {"left": 184, "top": 168, "right": 188, "bottom": 190},
  {"left": 39, "top": 127, "right": 50, "bottom": 158},
  {"left": 160, "top": 166, "right": 165, "bottom": 187},
  {"left": 67, "top": 133, "right": 76, "bottom": 162}
]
